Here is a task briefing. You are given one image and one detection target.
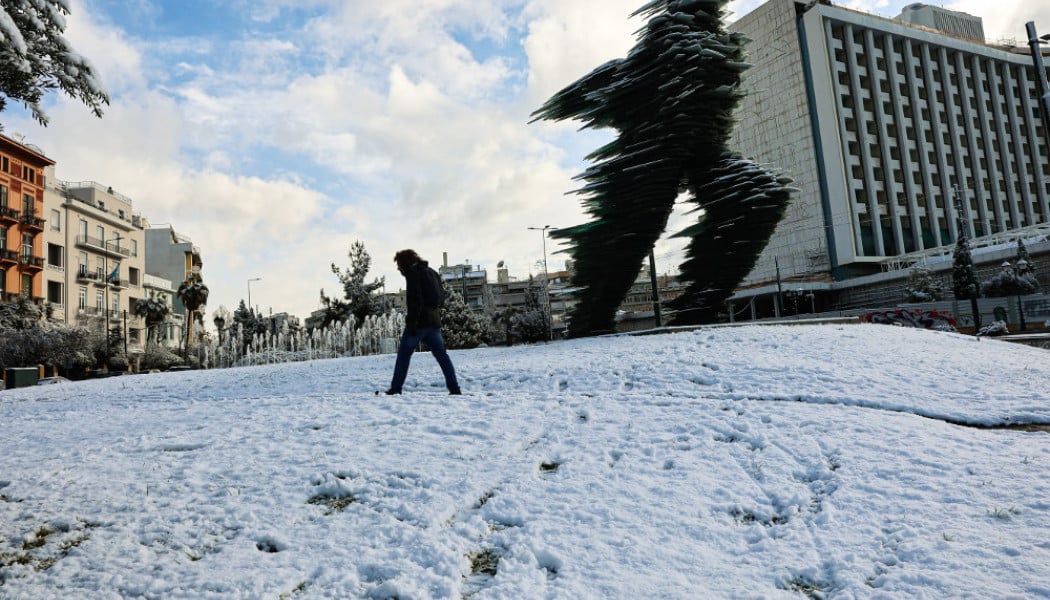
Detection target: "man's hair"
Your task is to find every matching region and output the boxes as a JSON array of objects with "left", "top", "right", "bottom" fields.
[{"left": 394, "top": 249, "right": 422, "bottom": 271}]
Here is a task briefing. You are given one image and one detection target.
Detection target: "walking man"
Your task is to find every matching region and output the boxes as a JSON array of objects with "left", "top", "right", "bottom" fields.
[{"left": 384, "top": 249, "right": 461, "bottom": 395}]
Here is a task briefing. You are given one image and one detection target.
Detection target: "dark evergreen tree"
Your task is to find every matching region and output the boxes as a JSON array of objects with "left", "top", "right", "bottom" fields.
[
  {"left": 951, "top": 229, "right": 981, "bottom": 330},
  {"left": 531, "top": 0, "right": 793, "bottom": 336},
  {"left": 322, "top": 240, "right": 385, "bottom": 328},
  {"left": 232, "top": 300, "right": 266, "bottom": 351}
]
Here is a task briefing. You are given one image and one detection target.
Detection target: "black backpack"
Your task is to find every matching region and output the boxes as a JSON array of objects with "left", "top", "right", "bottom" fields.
[{"left": 420, "top": 266, "right": 447, "bottom": 308}]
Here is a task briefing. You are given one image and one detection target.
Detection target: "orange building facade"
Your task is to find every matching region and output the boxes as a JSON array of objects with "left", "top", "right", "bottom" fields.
[{"left": 0, "top": 134, "right": 54, "bottom": 303}]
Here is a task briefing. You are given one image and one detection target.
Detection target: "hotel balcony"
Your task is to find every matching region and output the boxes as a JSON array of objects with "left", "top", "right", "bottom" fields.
[
  {"left": 0, "top": 248, "right": 17, "bottom": 265},
  {"left": 0, "top": 206, "right": 19, "bottom": 224},
  {"left": 20, "top": 215, "right": 45, "bottom": 231},
  {"left": 76, "top": 234, "right": 131, "bottom": 258},
  {"left": 18, "top": 254, "right": 44, "bottom": 271}
]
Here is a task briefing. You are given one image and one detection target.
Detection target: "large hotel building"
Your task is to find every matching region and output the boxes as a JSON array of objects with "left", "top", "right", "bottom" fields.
[{"left": 728, "top": 0, "right": 1050, "bottom": 316}]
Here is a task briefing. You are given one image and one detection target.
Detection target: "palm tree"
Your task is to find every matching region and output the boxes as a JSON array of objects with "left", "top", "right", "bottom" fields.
[
  {"left": 134, "top": 295, "right": 170, "bottom": 344},
  {"left": 177, "top": 273, "right": 209, "bottom": 349}
]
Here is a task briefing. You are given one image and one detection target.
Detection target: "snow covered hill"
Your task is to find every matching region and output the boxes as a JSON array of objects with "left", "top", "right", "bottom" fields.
[{"left": 1, "top": 323, "right": 1048, "bottom": 598}]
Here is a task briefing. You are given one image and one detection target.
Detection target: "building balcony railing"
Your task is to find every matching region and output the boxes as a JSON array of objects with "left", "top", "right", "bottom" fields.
[
  {"left": 18, "top": 254, "right": 44, "bottom": 270},
  {"left": 20, "top": 215, "right": 45, "bottom": 231},
  {"left": 0, "top": 248, "right": 17, "bottom": 264},
  {"left": 1, "top": 291, "right": 19, "bottom": 303},
  {"left": 75, "top": 234, "right": 131, "bottom": 258},
  {"left": 0, "top": 206, "right": 19, "bottom": 223},
  {"left": 76, "top": 266, "right": 101, "bottom": 282}
]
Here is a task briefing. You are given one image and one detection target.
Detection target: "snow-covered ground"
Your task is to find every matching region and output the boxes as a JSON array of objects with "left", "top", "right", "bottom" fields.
[{"left": 1, "top": 323, "right": 1049, "bottom": 599}]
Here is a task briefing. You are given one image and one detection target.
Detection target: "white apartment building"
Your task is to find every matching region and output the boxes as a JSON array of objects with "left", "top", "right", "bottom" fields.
[
  {"left": 43, "top": 174, "right": 149, "bottom": 353},
  {"left": 728, "top": 0, "right": 1050, "bottom": 313}
]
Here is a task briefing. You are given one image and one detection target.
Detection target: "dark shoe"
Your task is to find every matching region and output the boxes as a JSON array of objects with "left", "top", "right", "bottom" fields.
[
  {"left": 449, "top": 389, "right": 462, "bottom": 395},
  {"left": 384, "top": 389, "right": 401, "bottom": 395}
]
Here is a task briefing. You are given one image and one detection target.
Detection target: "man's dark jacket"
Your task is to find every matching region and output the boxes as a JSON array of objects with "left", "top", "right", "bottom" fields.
[{"left": 403, "top": 261, "right": 442, "bottom": 332}]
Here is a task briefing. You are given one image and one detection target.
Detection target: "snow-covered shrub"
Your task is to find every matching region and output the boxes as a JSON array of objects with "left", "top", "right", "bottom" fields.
[
  {"left": 140, "top": 343, "right": 182, "bottom": 371},
  {"left": 976, "top": 321, "right": 1009, "bottom": 337}
]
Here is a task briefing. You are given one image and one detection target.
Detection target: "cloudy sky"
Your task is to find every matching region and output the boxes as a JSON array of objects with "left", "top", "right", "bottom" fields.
[{"left": 3, "top": 0, "right": 1048, "bottom": 321}]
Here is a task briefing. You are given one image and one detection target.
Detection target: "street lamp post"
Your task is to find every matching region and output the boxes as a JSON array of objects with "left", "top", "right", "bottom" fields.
[
  {"left": 247, "top": 277, "right": 261, "bottom": 314},
  {"left": 103, "top": 232, "right": 123, "bottom": 366},
  {"left": 528, "top": 226, "right": 554, "bottom": 341}
]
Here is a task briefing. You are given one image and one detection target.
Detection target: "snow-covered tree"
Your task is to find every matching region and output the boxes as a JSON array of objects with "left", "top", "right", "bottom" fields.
[
  {"left": 231, "top": 300, "right": 265, "bottom": 352},
  {"left": 322, "top": 240, "right": 385, "bottom": 328},
  {"left": 0, "top": 0, "right": 109, "bottom": 125},
  {"left": 951, "top": 229, "right": 981, "bottom": 330},
  {"left": 531, "top": 0, "right": 793, "bottom": 335},
  {"left": 0, "top": 296, "right": 95, "bottom": 370},
  {"left": 903, "top": 267, "right": 943, "bottom": 303},
  {"left": 440, "top": 283, "right": 489, "bottom": 349},
  {"left": 981, "top": 240, "right": 1039, "bottom": 299},
  {"left": 511, "top": 278, "right": 548, "bottom": 343}
]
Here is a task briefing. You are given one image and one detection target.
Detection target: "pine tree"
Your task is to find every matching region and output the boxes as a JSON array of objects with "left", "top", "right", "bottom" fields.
[
  {"left": 531, "top": 0, "right": 793, "bottom": 335},
  {"left": 232, "top": 300, "right": 266, "bottom": 351},
  {"left": 951, "top": 229, "right": 981, "bottom": 330},
  {"left": 0, "top": 0, "right": 109, "bottom": 125},
  {"left": 440, "top": 283, "right": 489, "bottom": 349},
  {"left": 323, "top": 240, "right": 385, "bottom": 328}
]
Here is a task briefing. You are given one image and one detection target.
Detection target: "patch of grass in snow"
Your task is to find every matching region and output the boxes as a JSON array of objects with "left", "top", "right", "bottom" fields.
[
  {"left": 1, "top": 523, "right": 92, "bottom": 580},
  {"left": 21, "top": 525, "right": 53, "bottom": 551},
  {"left": 472, "top": 490, "right": 495, "bottom": 510},
  {"left": 539, "top": 461, "right": 562, "bottom": 473},
  {"left": 307, "top": 492, "right": 357, "bottom": 514},
  {"left": 278, "top": 580, "right": 311, "bottom": 599},
  {"left": 783, "top": 573, "right": 826, "bottom": 598},
  {"left": 468, "top": 547, "right": 501, "bottom": 577},
  {"left": 988, "top": 506, "right": 1021, "bottom": 519},
  {"left": 730, "top": 507, "right": 789, "bottom": 527}
]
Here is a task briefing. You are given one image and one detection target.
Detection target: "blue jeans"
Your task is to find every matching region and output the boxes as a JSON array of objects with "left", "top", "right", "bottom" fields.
[{"left": 389, "top": 327, "right": 460, "bottom": 393}]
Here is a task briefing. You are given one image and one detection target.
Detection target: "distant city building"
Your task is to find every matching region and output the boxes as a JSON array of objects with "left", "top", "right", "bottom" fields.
[
  {"left": 146, "top": 226, "right": 204, "bottom": 342},
  {"left": 0, "top": 134, "right": 53, "bottom": 305},
  {"left": 145, "top": 226, "right": 203, "bottom": 315},
  {"left": 728, "top": 0, "right": 1050, "bottom": 318}
]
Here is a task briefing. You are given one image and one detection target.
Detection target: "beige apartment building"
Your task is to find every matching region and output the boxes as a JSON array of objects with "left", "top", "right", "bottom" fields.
[{"left": 43, "top": 173, "right": 149, "bottom": 355}]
